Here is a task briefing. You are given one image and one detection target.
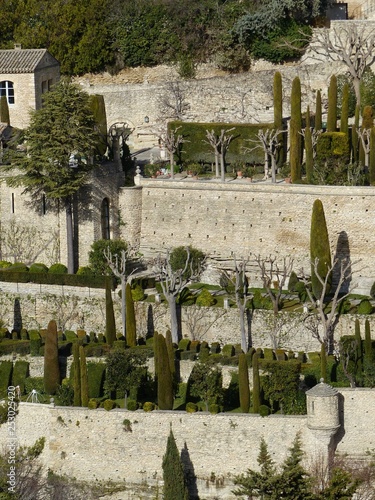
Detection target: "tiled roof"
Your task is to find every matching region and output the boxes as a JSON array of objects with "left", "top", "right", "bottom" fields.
[
  {"left": 306, "top": 380, "right": 338, "bottom": 397},
  {"left": 0, "top": 49, "right": 49, "bottom": 73}
]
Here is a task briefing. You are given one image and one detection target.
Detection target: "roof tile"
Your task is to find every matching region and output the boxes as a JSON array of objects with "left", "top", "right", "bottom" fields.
[{"left": 0, "top": 49, "right": 49, "bottom": 73}]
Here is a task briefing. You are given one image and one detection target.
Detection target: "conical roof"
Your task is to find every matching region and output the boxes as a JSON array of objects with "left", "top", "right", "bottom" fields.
[{"left": 306, "top": 379, "right": 338, "bottom": 397}]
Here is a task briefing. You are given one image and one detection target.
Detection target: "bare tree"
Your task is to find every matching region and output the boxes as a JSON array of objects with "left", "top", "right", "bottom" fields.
[
  {"left": 300, "top": 127, "right": 321, "bottom": 159},
  {"left": 309, "top": 23, "right": 375, "bottom": 106},
  {"left": 153, "top": 248, "right": 204, "bottom": 344},
  {"left": 245, "top": 129, "right": 284, "bottom": 182},
  {"left": 204, "top": 128, "right": 235, "bottom": 182},
  {"left": 357, "top": 127, "right": 371, "bottom": 168},
  {"left": 157, "top": 80, "right": 190, "bottom": 121},
  {"left": 182, "top": 305, "right": 226, "bottom": 341},
  {"left": 301, "top": 257, "right": 358, "bottom": 353},
  {"left": 157, "top": 126, "right": 185, "bottom": 179}
]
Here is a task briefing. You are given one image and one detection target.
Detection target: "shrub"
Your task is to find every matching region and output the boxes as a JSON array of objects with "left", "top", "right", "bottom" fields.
[
  {"left": 222, "top": 344, "right": 234, "bottom": 357},
  {"left": 89, "top": 239, "right": 127, "bottom": 277},
  {"left": 44, "top": 320, "right": 60, "bottom": 395},
  {"left": 357, "top": 299, "right": 373, "bottom": 315},
  {"left": 209, "top": 403, "right": 220, "bottom": 414},
  {"left": 185, "top": 402, "right": 198, "bottom": 413},
  {"left": 7, "top": 262, "right": 29, "bottom": 272},
  {"left": 87, "top": 362, "right": 106, "bottom": 399},
  {"left": 88, "top": 398, "right": 99, "bottom": 409},
  {"left": 0, "top": 261, "right": 11, "bottom": 268},
  {"left": 102, "top": 399, "right": 117, "bottom": 411},
  {"left": 48, "top": 263, "right": 68, "bottom": 274},
  {"left": 178, "top": 338, "right": 191, "bottom": 351},
  {"left": 25, "top": 377, "right": 45, "bottom": 395},
  {"left": 0, "top": 361, "right": 13, "bottom": 396},
  {"left": 143, "top": 401, "right": 155, "bottom": 412},
  {"left": 29, "top": 263, "right": 48, "bottom": 273},
  {"left": 259, "top": 405, "right": 270, "bottom": 417},
  {"left": 131, "top": 284, "right": 145, "bottom": 302},
  {"left": 126, "top": 399, "right": 138, "bottom": 411},
  {"left": 12, "top": 360, "right": 29, "bottom": 394},
  {"left": 76, "top": 266, "right": 94, "bottom": 277},
  {"left": 370, "top": 281, "right": 375, "bottom": 299},
  {"left": 288, "top": 271, "right": 299, "bottom": 292},
  {"left": 196, "top": 288, "right": 216, "bottom": 307}
]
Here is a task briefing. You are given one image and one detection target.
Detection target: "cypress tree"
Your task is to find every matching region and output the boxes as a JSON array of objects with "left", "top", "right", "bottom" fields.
[
  {"left": 165, "top": 330, "right": 176, "bottom": 383},
  {"left": 0, "top": 95, "right": 10, "bottom": 125},
  {"left": 315, "top": 90, "right": 322, "bottom": 131},
  {"left": 352, "top": 104, "right": 360, "bottom": 163},
  {"left": 73, "top": 342, "right": 81, "bottom": 406},
  {"left": 154, "top": 330, "right": 159, "bottom": 380},
  {"left": 43, "top": 319, "right": 60, "bottom": 395},
  {"left": 310, "top": 199, "right": 332, "bottom": 300},
  {"left": 162, "top": 427, "right": 189, "bottom": 500},
  {"left": 157, "top": 334, "right": 174, "bottom": 410},
  {"left": 327, "top": 75, "right": 337, "bottom": 132},
  {"left": 364, "top": 319, "right": 375, "bottom": 386},
  {"left": 105, "top": 277, "right": 116, "bottom": 346},
  {"left": 290, "top": 77, "right": 302, "bottom": 183},
  {"left": 238, "top": 353, "right": 250, "bottom": 413},
  {"left": 125, "top": 283, "right": 136, "bottom": 347},
  {"left": 340, "top": 82, "right": 349, "bottom": 135},
  {"left": 370, "top": 127, "right": 375, "bottom": 184},
  {"left": 354, "top": 319, "right": 363, "bottom": 385},
  {"left": 320, "top": 343, "right": 327, "bottom": 382},
  {"left": 252, "top": 351, "right": 260, "bottom": 413},
  {"left": 79, "top": 345, "right": 89, "bottom": 407},
  {"left": 304, "top": 106, "right": 313, "bottom": 184},
  {"left": 273, "top": 71, "right": 284, "bottom": 165}
]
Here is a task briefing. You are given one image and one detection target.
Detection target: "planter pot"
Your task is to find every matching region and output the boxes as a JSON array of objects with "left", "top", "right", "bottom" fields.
[
  {"left": 237, "top": 171, "right": 243, "bottom": 178},
  {"left": 284, "top": 177, "right": 292, "bottom": 184}
]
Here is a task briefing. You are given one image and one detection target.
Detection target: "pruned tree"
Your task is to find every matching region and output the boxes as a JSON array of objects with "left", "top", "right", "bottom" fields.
[
  {"left": 157, "top": 80, "right": 190, "bottom": 122},
  {"left": 357, "top": 127, "right": 371, "bottom": 169},
  {"left": 204, "top": 128, "right": 235, "bottom": 182},
  {"left": 157, "top": 126, "right": 185, "bottom": 179},
  {"left": 310, "top": 24, "right": 375, "bottom": 106},
  {"left": 301, "top": 257, "right": 359, "bottom": 354},
  {"left": 182, "top": 305, "right": 226, "bottom": 341},
  {"left": 153, "top": 247, "right": 205, "bottom": 344},
  {"left": 245, "top": 129, "right": 285, "bottom": 182}
]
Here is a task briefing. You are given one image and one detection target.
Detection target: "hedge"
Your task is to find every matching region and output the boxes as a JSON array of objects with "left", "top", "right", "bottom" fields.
[
  {"left": 12, "top": 360, "right": 29, "bottom": 394},
  {"left": 87, "top": 362, "right": 106, "bottom": 399},
  {"left": 0, "top": 361, "right": 13, "bottom": 397},
  {"left": 0, "top": 270, "right": 106, "bottom": 288},
  {"left": 316, "top": 131, "right": 349, "bottom": 159}
]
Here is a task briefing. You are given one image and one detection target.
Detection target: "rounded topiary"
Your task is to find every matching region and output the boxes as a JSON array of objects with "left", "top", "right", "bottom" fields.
[
  {"left": 196, "top": 288, "right": 216, "bottom": 307},
  {"left": 357, "top": 299, "right": 373, "bottom": 315},
  {"left": 126, "top": 399, "right": 138, "bottom": 411},
  {"left": 186, "top": 402, "right": 198, "bottom": 413},
  {"left": 48, "top": 263, "right": 68, "bottom": 274},
  {"left": 29, "top": 263, "right": 48, "bottom": 273},
  {"left": 7, "top": 262, "right": 29, "bottom": 272},
  {"left": 143, "top": 401, "right": 155, "bottom": 412},
  {"left": 259, "top": 405, "right": 271, "bottom": 417},
  {"left": 102, "top": 399, "right": 116, "bottom": 411},
  {"left": 76, "top": 266, "right": 94, "bottom": 276},
  {"left": 209, "top": 403, "right": 220, "bottom": 414},
  {"left": 88, "top": 399, "right": 99, "bottom": 409},
  {"left": 131, "top": 285, "right": 145, "bottom": 302},
  {"left": 0, "top": 261, "right": 12, "bottom": 269}
]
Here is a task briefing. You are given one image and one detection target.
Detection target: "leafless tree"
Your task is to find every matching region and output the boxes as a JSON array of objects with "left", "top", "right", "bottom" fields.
[
  {"left": 157, "top": 126, "right": 185, "bottom": 179},
  {"left": 182, "top": 305, "right": 227, "bottom": 341},
  {"left": 244, "top": 129, "right": 284, "bottom": 182},
  {"left": 153, "top": 248, "right": 205, "bottom": 344},
  {"left": 301, "top": 257, "right": 359, "bottom": 353},
  {"left": 204, "top": 128, "right": 235, "bottom": 182},
  {"left": 309, "top": 23, "right": 375, "bottom": 106},
  {"left": 300, "top": 127, "right": 321, "bottom": 159},
  {"left": 157, "top": 80, "right": 190, "bottom": 121},
  {"left": 357, "top": 127, "right": 371, "bottom": 168}
]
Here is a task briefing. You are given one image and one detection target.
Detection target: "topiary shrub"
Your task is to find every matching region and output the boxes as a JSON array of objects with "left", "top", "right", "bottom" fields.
[
  {"left": 0, "top": 261, "right": 11, "bottom": 268},
  {"left": 102, "top": 399, "right": 117, "bottom": 411},
  {"left": 196, "top": 288, "right": 216, "bottom": 307},
  {"left": 29, "top": 263, "right": 48, "bottom": 273},
  {"left": 24, "top": 377, "right": 45, "bottom": 395},
  {"left": 65, "top": 330, "right": 77, "bottom": 342},
  {"left": 48, "top": 263, "right": 68, "bottom": 274},
  {"left": 0, "top": 361, "right": 13, "bottom": 395},
  {"left": 126, "top": 399, "right": 138, "bottom": 411},
  {"left": 12, "top": 360, "right": 29, "bottom": 394},
  {"left": 143, "top": 401, "right": 155, "bottom": 412},
  {"left": 370, "top": 281, "right": 375, "bottom": 299},
  {"left": 87, "top": 362, "right": 106, "bottom": 399},
  {"left": 288, "top": 271, "right": 299, "bottom": 292},
  {"left": 131, "top": 284, "right": 145, "bottom": 302},
  {"left": 210, "top": 342, "right": 220, "bottom": 354},
  {"left": 186, "top": 402, "right": 198, "bottom": 413},
  {"left": 88, "top": 398, "right": 99, "bottom": 409},
  {"left": 357, "top": 299, "right": 373, "bottom": 315},
  {"left": 259, "top": 405, "right": 271, "bottom": 417},
  {"left": 222, "top": 344, "right": 234, "bottom": 357},
  {"left": 7, "top": 262, "right": 29, "bottom": 272},
  {"left": 189, "top": 341, "right": 200, "bottom": 353},
  {"left": 76, "top": 266, "right": 94, "bottom": 277},
  {"left": 209, "top": 403, "right": 220, "bottom": 414},
  {"left": 178, "top": 338, "right": 191, "bottom": 351}
]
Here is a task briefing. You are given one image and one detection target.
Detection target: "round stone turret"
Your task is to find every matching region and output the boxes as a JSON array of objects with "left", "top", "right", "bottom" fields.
[{"left": 306, "top": 379, "right": 340, "bottom": 435}]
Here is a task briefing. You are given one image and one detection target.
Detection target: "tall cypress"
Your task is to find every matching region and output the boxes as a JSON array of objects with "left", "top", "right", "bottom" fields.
[
  {"left": 79, "top": 345, "right": 89, "bottom": 407},
  {"left": 125, "top": 283, "right": 136, "bottom": 347},
  {"left": 73, "top": 342, "right": 81, "bottom": 406},
  {"left": 238, "top": 353, "right": 250, "bottom": 413},
  {"left": 370, "top": 127, "right": 375, "bottom": 184},
  {"left": 305, "top": 106, "right": 313, "bottom": 184},
  {"left": 290, "top": 77, "right": 302, "bottom": 183},
  {"left": 157, "top": 334, "right": 173, "bottom": 410},
  {"left": 340, "top": 83, "right": 349, "bottom": 135},
  {"left": 327, "top": 74, "right": 337, "bottom": 132},
  {"left": 364, "top": 319, "right": 375, "bottom": 387},
  {"left": 252, "top": 352, "right": 261, "bottom": 413},
  {"left": 162, "top": 428, "right": 189, "bottom": 500},
  {"left": 310, "top": 199, "right": 332, "bottom": 300},
  {"left": 273, "top": 71, "right": 284, "bottom": 165},
  {"left": 355, "top": 319, "right": 363, "bottom": 385},
  {"left": 352, "top": 104, "right": 360, "bottom": 163},
  {"left": 105, "top": 277, "right": 116, "bottom": 346},
  {"left": 165, "top": 330, "right": 176, "bottom": 383},
  {"left": 0, "top": 95, "right": 10, "bottom": 125},
  {"left": 315, "top": 90, "right": 322, "bottom": 131},
  {"left": 43, "top": 319, "right": 60, "bottom": 395}
]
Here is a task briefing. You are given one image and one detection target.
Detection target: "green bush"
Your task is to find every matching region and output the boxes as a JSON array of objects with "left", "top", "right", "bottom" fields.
[
  {"left": 186, "top": 402, "right": 198, "bottom": 413},
  {"left": 76, "top": 266, "right": 94, "bottom": 277},
  {"left": 178, "top": 338, "right": 191, "bottom": 351},
  {"left": 210, "top": 342, "right": 221, "bottom": 354},
  {"left": 126, "top": 399, "right": 138, "bottom": 411},
  {"left": 87, "top": 362, "right": 106, "bottom": 399},
  {"left": 88, "top": 398, "right": 99, "bottom": 409},
  {"left": 102, "top": 399, "right": 117, "bottom": 411},
  {"left": 259, "top": 405, "right": 270, "bottom": 417},
  {"left": 370, "top": 281, "right": 375, "bottom": 299},
  {"left": 65, "top": 330, "right": 77, "bottom": 342},
  {"left": 48, "top": 263, "right": 68, "bottom": 274},
  {"left": 316, "top": 131, "right": 349, "bottom": 160},
  {"left": 29, "top": 263, "right": 48, "bottom": 273},
  {"left": 12, "top": 360, "right": 29, "bottom": 394},
  {"left": 357, "top": 299, "right": 373, "bottom": 315},
  {"left": 24, "top": 377, "right": 45, "bottom": 395},
  {"left": 196, "top": 288, "right": 216, "bottom": 306},
  {"left": 209, "top": 403, "right": 220, "bottom": 414},
  {"left": 131, "top": 285, "right": 146, "bottom": 302},
  {"left": 222, "top": 344, "right": 235, "bottom": 357},
  {"left": 143, "top": 401, "right": 155, "bottom": 412},
  {"left": 7, "top": 262, "right": 29, "bottom": 272},
  {"left": 0, "top": 261, "right": 11, "bottom": 268},
  {"left": 288, "top": 271, "right": 299, "bottom": 292},
  {"left": 0, "top": 340, "right": 30, "bottom": 356},
  {"left": 189, "top": 341, "right": 200, "bottom": 353},
  {"left": 0, "top": 361, "right": 13, "bottom": 397}
]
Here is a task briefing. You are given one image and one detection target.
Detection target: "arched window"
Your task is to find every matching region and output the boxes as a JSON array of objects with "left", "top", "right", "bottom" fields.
[
  {"left": 0, "top": 81, "right": 14, "bottom": 104},
  {"left": 101, "top": 198, "right": 110, "bottom": 240}
]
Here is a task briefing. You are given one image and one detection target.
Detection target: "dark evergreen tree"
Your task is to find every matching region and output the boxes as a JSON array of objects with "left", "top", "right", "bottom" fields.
[
  {"left": 364, "top": 319, "right": 375, "bottom": 386},
  {"left": 252, "top": 351, "right": 261, "bottom": 413},
  {"left": 370, "top": 127, "right": 375, "bottom": 185},
  {"left": 340, "top": 82, "right": 349, "bottom": 135},
  {"left": 310, "top": 199, "right": 332, "bottom": 299},
  {"left": 79, "top": 345, "right": 89, "bottom": 407},
  {"left": 354, "top": 318, "right": 363, "bottom": 385},
  {"left": 0, "top": 95, "right": 10, "bottom": 125},
  {"left": 105, "top": 277, "right": 116, "bottom": 346},
  {"left": 162, "top": 427, "right": 189, "bottom": 500},
  {"left": 305, "top": 106, "right": 314, "bottom": 184},
  {"left": 165, "top": 329, "right": 176, "bottom": 384},
  {"left": 157, "top": 334, "right": 174, "bottom": 410},
  {"left": 273, "top": 71, "right": 284, "bottom": 165},
  {"left": 327, "top": 74, "right": 337, "bottom": 132},
  {"left": 238, "top": 353, "right": 250, "bottom": 413},
  {"left": 290, "top": 76, "right": 302, "bottom": 183},
  {"left": 125, "top": 283, "right": 136, "bottom": 347},
  {"left": 72, "top": 342, "right": 81, "bottom": 407},
  {"left": 315, "top": 90, "right": 322, "bottom": 131},
  {"left": 43, "top": 320, "right": 60, "bottom": 395}
]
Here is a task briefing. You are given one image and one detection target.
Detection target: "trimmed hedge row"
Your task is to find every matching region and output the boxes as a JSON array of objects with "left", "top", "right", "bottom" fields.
[{"left": 0, "top": 270, "right": 106, "bottom": 288}]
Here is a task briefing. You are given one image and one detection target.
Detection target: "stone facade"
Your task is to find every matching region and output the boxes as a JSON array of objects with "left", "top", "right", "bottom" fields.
[{"left": 0, "top": 387, "right": 374, "bottom": 499}]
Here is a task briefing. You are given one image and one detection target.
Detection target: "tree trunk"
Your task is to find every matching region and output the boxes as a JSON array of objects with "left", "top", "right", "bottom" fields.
[
  {"left": 220, "top": 153, "right": 225, "bottom": 182},
  {"left": 238, "top": 302, "right": 247, "bottom": 352},
  {"left": 353, "top": 77, "right": 361, "bottom": 108},
  {"left": 169, "top": 151, "right": 174, "bottom": 179},
  {"left": 66, "top": 196, "right": 74, "bottom": 274},
  {"left": 167, "top": 294, "right": 179, "bottom": 344},
  {"left": 215, "top": 151, "right": 220, "bottom": 177},
  {"left": 271, "top": 156, "right": 276, "bottom": 183}
]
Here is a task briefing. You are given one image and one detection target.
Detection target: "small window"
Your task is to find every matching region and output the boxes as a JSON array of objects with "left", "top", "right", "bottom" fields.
[
  {"left": 101, "top": 198, "right": 110, "bottom": 240},
  {"left": 0, "top": 81, "right": 14, "bottom": 104}
]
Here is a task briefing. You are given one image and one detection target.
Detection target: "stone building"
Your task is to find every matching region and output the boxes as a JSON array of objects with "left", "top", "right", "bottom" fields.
[{"left": 0, "top": 45, "right": 60, "bottom": 129}]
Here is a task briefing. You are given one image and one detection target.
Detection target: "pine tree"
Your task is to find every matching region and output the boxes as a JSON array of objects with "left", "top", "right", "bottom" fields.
[
  {"left": 290, "top": 77, "right": 302, "bottom": 183},
  {"left": 252, "top": 351, "right": 261, "bottom": 413},
  {"left": 105, "top": 277, "right": 116, "bottom": 346},
  {"left": 315, "top": 90, "right": 322, "bottom": 131},
  {"left": 340, "top": 82, "right": 349, "bottom": 135},
  {"left": 43, "top": 320, "right": 60, "bottom": 395},
  {"left": 238, "top": 353, "right": 250, "bottom": 413},
  {"left": 327, "top": 74, "right": 337, "bottom": 132},
  {"left": 79, "top": 345, "right": 89, "bottom": 407},
  {"left": 162, "top": 428, "right": 189, "bottom": 500},
  {"left": 304, "top": 106, "right": 313, "bottom": 184},
  {"left": 320, "top": 343, "right": 327, "bottom": 382},
  {"left": 73, "top": 342, "right": 81, "bottom": 406},
  {"left": 310, "top": 199, "right": 332, "bottom": 299},
  {"left": 0, "top": 95, "right": 10, "bottom": 125},
  {"left": 157, "top": 334, "right": 174, "bottom": 410},
  {"left": 125, "top": 283, "right": 136, "bottom": 347}
]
